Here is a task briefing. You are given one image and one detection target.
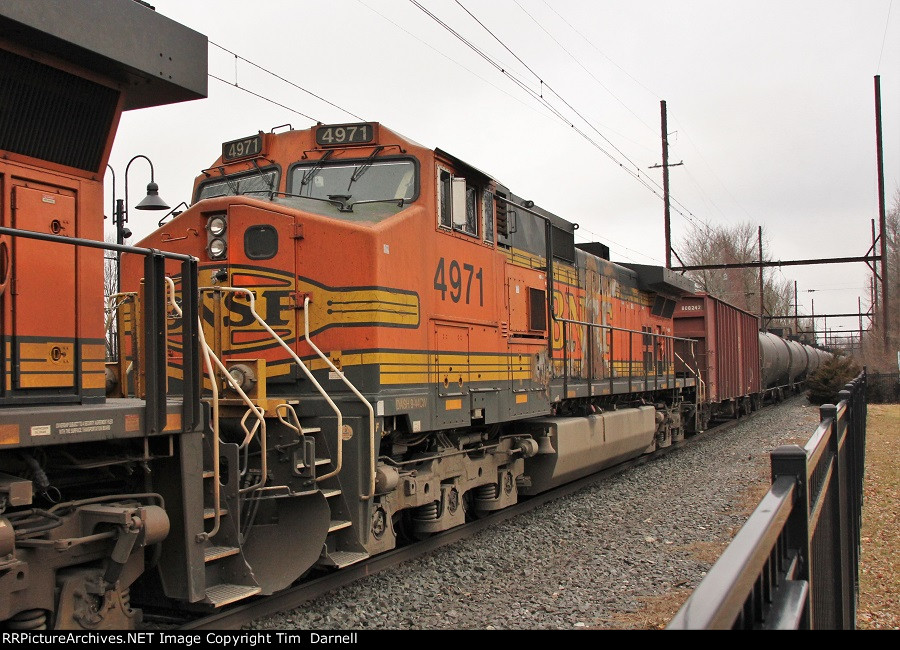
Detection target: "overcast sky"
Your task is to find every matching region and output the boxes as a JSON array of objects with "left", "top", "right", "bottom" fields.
[{"left": 109, "top": 0, "right": 899, "bottom": 339}]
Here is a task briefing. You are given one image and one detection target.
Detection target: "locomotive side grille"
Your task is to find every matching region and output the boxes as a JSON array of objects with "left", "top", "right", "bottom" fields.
[{"left": 0, "top": 49, "right": 119, "bottom": 172}]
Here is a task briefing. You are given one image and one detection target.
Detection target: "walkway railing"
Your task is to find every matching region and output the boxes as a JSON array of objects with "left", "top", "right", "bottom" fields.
[{"left": 668, "top": 371, "right": 867, "bottom": 629}]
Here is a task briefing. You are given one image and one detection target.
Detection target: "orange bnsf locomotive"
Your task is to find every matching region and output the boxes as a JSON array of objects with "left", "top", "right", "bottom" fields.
[{"left": 116, "top": 120, "right": 699, "bottom": 607}]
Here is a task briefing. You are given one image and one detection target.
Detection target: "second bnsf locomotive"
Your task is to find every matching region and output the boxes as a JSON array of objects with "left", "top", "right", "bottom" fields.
[{"left": 119, "top": 121, "right": 700, "bottom": 605}]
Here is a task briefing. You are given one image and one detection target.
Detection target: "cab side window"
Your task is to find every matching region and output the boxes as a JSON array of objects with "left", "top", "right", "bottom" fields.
[
  {"left": 463, "top": 186, "right": 477, "bottom": 236},
  {"left": 438, "top": 167, "right": 452, "bottom": 229},
  {"left": 482, "top": 191, "right": 494, "bottom": 244}
]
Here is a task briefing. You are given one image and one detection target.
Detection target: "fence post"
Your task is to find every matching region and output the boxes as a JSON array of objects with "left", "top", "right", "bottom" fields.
[
  {"left": 819, "top": 400, "right": 848, "bottom": 628},
  {"left": 771, "top": 444, "right": 811, "bottom": 629}
]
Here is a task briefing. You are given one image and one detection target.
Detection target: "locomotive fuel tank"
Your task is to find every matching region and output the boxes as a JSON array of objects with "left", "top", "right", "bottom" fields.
[{"left": 517, "top": 406, "right": 656, "bottom": 494}]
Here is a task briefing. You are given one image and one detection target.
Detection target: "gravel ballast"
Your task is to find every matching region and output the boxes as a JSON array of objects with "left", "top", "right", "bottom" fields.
[{"left": 250, "top": 396, "right": 821, "bottom": 630}]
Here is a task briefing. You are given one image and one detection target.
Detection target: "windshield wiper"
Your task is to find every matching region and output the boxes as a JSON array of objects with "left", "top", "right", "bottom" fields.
[
  {"left": 348, "top": 197, "right": 407, "bottom": 209},
  {"left": 270, "top": 191, "right": 347, "bottom": 209},
  {"left": 250, "top": 160, "right": 276, "bottom": 198},
  {"left": 300, "top": 150, "right": 334, "bottom": 189},
  {"left": 346, "top": 146, "right": 385, "bottom": 192}
]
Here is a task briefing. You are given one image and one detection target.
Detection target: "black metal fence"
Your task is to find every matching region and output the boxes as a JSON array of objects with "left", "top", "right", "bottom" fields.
[{"left": 667, "top": 372, "right": 867, "bottom": 629}]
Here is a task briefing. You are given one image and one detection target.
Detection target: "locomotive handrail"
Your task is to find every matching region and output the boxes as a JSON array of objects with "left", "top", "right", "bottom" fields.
[
  {"left": 0, "top": 226, "right": 202, "bottom": 435},
  {"left": 197, "top": 288, "right": 276, "bottom": 495},
  {"left": 673, "top": 350, "right": 706, "bottom": 431},
  {"left": 673, "top": 350, "right": 704, "bottom": 396},
  {"left": 200, "top": 287, "right": 346, "bottom": 483},
  {"left": 551, "top": 314, "right": 698, "bottom": 343},
  {"left": 303, "top": 296, "right": 377, "bottom": 502},
  {"left": 163, "top": 277, "right": 225, "bottom": 539},
  {"left": 552, "top": 313, "right": 695, "bottom": 396},
  {"left": 197, "top": 318, "right": 223, "bottom": 541},
  {"left": 0, "top": 226, "right": 198, "bottom": 261}
]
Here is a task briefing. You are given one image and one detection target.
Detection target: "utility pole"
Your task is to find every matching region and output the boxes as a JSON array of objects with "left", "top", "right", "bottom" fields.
[
  {"left": 652, "top": 100, "right": 683, "bottom": 268},
  {"left": 875, "top": 75, "right": 890, "bottom": 349},
  {"left": 858, "top": 296, "right": 864, "bottom": 347},
  {"left": 871, "top": 219, "right": 880, "bottom": 311},
  {"left": 794, "top": 281, "right": 799, "bottom": 337},
  {"left": 758, "top": 226, "right": 765, "bottom": 325},
  {"left": 812, "top": 299, "right": 816, "bottom": 345},
  {"left": 661, "top": 101, "right": 672, "bottom": 269}
]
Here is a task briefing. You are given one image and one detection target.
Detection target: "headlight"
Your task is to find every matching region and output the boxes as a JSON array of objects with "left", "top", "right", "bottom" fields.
[
  {"left": 208, "top": 238, "right": 227, "bottom": 259},
  {"left": 208, "top": 215, "right": 227, "bottom": 236}
]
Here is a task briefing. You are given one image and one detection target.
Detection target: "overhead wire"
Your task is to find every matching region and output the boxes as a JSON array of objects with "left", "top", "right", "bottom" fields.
[
  {"left": 208, "top": 73, "right": 321, "bottom": 123},
  {"left": 538, "top": 2, "right": 746, "bottom": 229},
  {"left": 210, "top": 41, "right": 365, "bottom": 122},
  {"left": 877, "top": 0, "right": 894, "bottom": 72},
  {"left": 352, "top": 0, "right": 558, "bottom": 121},
  {"left": 513, "top": 0, "right": 657, "bottom": 138},
  {"left": 425, "top": 0, "right": 707, "bottom": 231}
]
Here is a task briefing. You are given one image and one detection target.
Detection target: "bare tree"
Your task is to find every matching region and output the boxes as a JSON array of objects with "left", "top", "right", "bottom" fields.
[
  {"left": 679, "top": 221, "right": 805, "bottom": 336},
  {"left": 104, "top": 235, "right": 118, "bottom": 359}
]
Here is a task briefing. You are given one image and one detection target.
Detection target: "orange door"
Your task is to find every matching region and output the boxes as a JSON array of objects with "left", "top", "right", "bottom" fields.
[{"left": 10, "top": 186, "right": 76, "bottom": 391}]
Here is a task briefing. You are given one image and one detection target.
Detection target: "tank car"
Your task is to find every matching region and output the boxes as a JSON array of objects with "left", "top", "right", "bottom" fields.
[
  {"left": 117, "top": 118, "right": 699, "bottom": 610},
  {"left": 0, "top": 0, "right": 207, "bottom": 629}
]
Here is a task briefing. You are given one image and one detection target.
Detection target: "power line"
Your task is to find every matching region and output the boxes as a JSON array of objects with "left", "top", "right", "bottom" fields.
[
  {"left": 540, "top": 0, "right": 662, "bottom": 101},
  {"left": 209, "top": 41, "right": 365, "bottom": 122},
  {"left": 453, "top": 0, "right": 646, "bottom": 177},
  {"left": 432, "top": 1, "right": 706, "bottom": 231},
  {"left": 539, "top": 2, "right": 744, "bottom": 230},
  {"left": 513, "top": 0, "right": 657, "bottom": 138},
  {"left": 352, "top": 0, "right": 558, "bottom": 122},
  {"left": 208, "top": 73, "right": 320, "bottom": 123},
  {"left": 877, "top": 0, "right": 894, "bottom": 72}
]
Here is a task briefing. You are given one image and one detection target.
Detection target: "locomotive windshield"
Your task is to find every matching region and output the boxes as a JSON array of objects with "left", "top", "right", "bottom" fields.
[
  {"left": 196, "top": 168, "right": 278, "bottom": 201},
  {"left": 285, "top": 157, "right": 417, "bottom": 222}
]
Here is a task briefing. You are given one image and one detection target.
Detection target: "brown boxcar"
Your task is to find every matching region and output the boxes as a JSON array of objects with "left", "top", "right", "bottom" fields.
[{"left": 673, "top": 293, "right": 761, "bottom": 420}]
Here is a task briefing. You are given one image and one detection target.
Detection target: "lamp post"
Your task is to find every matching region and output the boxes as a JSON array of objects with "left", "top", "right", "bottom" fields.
[{"left": 112, "top": 155, "right": 170, "bottom": 292}]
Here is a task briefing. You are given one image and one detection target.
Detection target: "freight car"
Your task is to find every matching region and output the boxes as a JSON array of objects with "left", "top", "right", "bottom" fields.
[{"left": 674, "top": 293, "right": 832, "bottom": 431}]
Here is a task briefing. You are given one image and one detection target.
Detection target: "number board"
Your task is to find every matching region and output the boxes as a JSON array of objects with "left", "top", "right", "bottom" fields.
[
  {"left": 222, "top": 134, "right": 263, "bottom": 162},
  {"left": 316, "top": 123, "right": 376, "bottom": 147}
]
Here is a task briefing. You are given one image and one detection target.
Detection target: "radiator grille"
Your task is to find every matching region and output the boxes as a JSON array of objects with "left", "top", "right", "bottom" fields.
[{"left": 0, "top": 49, "right": 119, "bottom": 172}]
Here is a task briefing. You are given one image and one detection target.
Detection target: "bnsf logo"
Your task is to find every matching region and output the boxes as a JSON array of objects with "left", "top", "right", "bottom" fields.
[{"left": 166, "top": 266, "right": 297, "bottom": 356}]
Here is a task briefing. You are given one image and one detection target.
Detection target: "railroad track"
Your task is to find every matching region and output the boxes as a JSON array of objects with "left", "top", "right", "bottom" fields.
[{"left": 169, "top": 412, "right": 758, "bottom": 631}]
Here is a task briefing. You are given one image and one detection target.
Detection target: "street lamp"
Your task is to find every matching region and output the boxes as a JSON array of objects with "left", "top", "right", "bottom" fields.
[{"left": 112, "top": 155, "right": 170, "bottom": 291}]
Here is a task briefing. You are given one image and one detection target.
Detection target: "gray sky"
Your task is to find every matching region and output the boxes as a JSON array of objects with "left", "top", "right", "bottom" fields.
[{"left": 109, "top": 0, "right": 899, "bottom": 339}]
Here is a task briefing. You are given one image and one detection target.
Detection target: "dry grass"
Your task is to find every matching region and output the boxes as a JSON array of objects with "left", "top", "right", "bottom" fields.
[{"left": 857, "top": 404, "right": 900, "bottom": 630}]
